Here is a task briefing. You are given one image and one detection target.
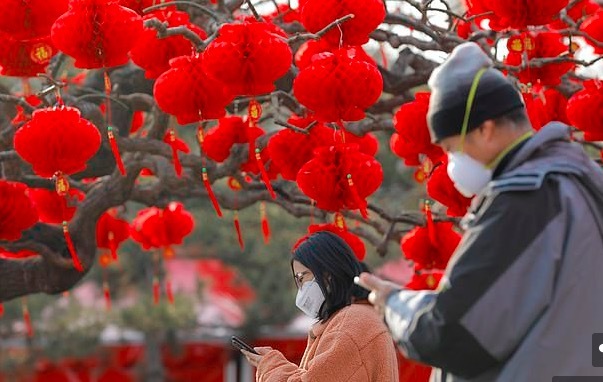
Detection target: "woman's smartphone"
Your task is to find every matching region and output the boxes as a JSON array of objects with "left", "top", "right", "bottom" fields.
[{"left": 231, "top": 336, "right": 259, "bottom": 355}]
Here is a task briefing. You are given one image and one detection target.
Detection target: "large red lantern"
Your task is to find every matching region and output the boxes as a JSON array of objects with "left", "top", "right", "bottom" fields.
[
  {"left": 96, "top": 210, "right": 130, "bottom": 260},
  {"left": 293, "top": 47, "right": 383, "bottom": 122},
  {"left": 130, "top": 9, "right": 206, "bottom": 79},
  {"left": 300, "top": 0, "right": 385, "bottom": 47},
  {"left": 581, "top": 9, "right": 603, "bottom": 54},
  {"left": 426, "top": 156, "right": 472, "bottom": 217},
  {"left": 522, "top": 87, "right": 569, "bottom": 131},
  {"left": 51, "top": 0, "right": 143, "bottom": 69},
  {"left": 154, "top": 54, "right": 233, "bottom": 124},
  {"left": 201, "top": 21, "right": 293, "bottom": 96},
  {"left": 464, "top": 0, "right": 569, "bottom": 30},
  {"left": 0, "top": 33, "right": 55, "bottom": 77},
  {"left": 0, "top": 181, "right": 38, "bottom": 241},
  {"left": 297, "top": 144, "right": 383, "bottom": 218},
  {"left": 0, "top": 0, "right": 68, "bottom": 40},
  {"left": 401, "top": 221, "right": 461, "bottom": 271},
  {"left": 567, "top": 80, "right": 603, "bottom": 141}
]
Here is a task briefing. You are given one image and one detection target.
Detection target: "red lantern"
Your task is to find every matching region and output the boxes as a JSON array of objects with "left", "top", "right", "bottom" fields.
[
  {"left": 581, "top": 9, "right": 603, "bottom": 54},
  {"left": 96, "top": 210, "right": 130, "bottom": 260},
  {"left": 390, "top": 93, "right": 444, "bottom": 166},
  {"left": 426, "top": 156, "right": 472, "bottom": 217},
  {"left": 293, "top": 221, "right": 367, "bottom": 261},
  {"left": 406, "top": 269, "right": 444, "bottom": 290},
  {"left": 0, "top": 0, "right": 68, "bottom": 40},
  {"left": 0, "top": 33, "right": 56, "bottom": 77},
  {"left": 294, "top": 41, "right": 374, "bottom": 70},
  {"left": 567, "top": 80, "right": 603, "bottom": 141},
  {"left": 202, "top": 116, "right": 250, "bottom": 162},
  {"left": 130, "top": 202, "right": 194, "bottom": 250},
  {"left": 300, "top": 0, "right": 385, "bottom": 47},
  {"left": 464, "top": 0, "right": 569, "bottom": 30},
  {"left": 522, "top": 87, "right": 569, "bottom": 131},
  {"left": 130, "top": 10, "right": 206, "bottom": 79},
  {"left": 51, "top": 0, "right": 143, "bottom": 69},
  {"left": 154, "top": 54, "right": 233, "bottom": 124},
  {"left": 549, "top": 0, "right": 600, "bottom": 29},
  {"left": 14, "top": 106, "right": 101, "bottom": 178},
  {"left": 28, "top": 188, "right": 86, "bottom": 224},
  {"left": 201, "top": 21, "right": 293, "bottom": 96},
  {"left": 401, "top": 221, "right": 461, "bottom": 270},
  {"left": 293, "top": 47, "right": 383, "bottom": 122},
  {"left": 504, "top": 32, "right": 575, "bottom": 87},
  {"left": 0, "top": 181, "right": 38, "bottom": 241},
  {"left": 297, "top": 144, "right": 383, "bottom": 217},
  {"left": 0, "top": 249, "right": 39, "bottom": 259}
]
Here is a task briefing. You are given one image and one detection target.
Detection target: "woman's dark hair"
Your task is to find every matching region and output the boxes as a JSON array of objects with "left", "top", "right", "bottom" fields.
[{"left": 291, "top": 231, "right": 365, "bottom": 321}]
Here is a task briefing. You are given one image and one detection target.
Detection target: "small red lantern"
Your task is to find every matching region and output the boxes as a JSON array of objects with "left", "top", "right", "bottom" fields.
[
  {"left": 426, "top": 156, "right": 472, "bottom": 217},
  {"left": 28, "top": 188, "right": 86, "bottom": 224},
  {"left": 464, "top": 0, "right": 569, "bottom": 30},
  {"left": 130, "top": 9, "right": 206, "bottom": 79},
  {"left": 401, "top": 221, "right": 461, "bottom": 271},
  {"left": 406, "top": 269, "right": 444, "bottom": 291},
  {"left": 0, "top": 33, "right": 56, "bottom": 77},
  {"left": 297, "top": 144, "right": 383, "bottom": 218},
  {"left": 567, "top": 80, "right": 603, "bottom": 141},
  {"left": 51, "top": 0, "right": 143, "bottom": 69},
  {"left": 581, "top": 9, "right": 603, "bottom": 54},
  {"left": 0, "top": 181, "right": 38, "bottom": 241},
  {"left": 201, "top": 21, "right": 293, "bottom": 96},
  {"left": 0, "top": 0, "right": 68, "bottom": 40},
  {"left": 130, "top": 202, "right": 194, "bottom": 250},
  {"left": 293, "top": 47, "right": 383, "bottom": 122},
  {"left": 154, "top": 54, "right": 234, "bottom": 124},
  {"left": 202, "top": 116, "right": 250, "bottom": 162},
  {"left": 96, "top": 210, "right": 130, "bottom": 260},
  {"left": 300, "top": 0, "right": 385, "bottom": 47}
]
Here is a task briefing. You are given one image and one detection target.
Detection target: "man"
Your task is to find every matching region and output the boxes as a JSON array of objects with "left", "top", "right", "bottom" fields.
[{"left": 358, "top": 42, "right": 603, "bottom": 381}]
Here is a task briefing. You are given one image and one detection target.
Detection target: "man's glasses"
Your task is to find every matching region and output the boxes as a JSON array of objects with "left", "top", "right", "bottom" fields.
[{"left": 293, "top": 270, "right": 311, "bottom": 289}]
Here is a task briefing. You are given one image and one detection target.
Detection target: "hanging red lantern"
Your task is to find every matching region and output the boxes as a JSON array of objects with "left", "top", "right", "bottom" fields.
[
  {"left": 51, "top": 0, "right": 143, "bottom": 69},
  {"left": 390, "top": 92, "right": 444, "bottom": 166},
  {"left": 163, "top": 129, "right": 191, "bottom": 177},
  {"left": 0, "top": 0, "right": 68, "bottom": 40},
  {"left": 464, "top": 0, "right": 569, "bottom": 30},
  {"left": 297, "top": 144, "right": 383, "bottom": 218},
  {"left": 130, "top": 202, "right": 194, "bottom": 250},
  {"left": 406, "top": 269, "right": 444, "bottom": 291},
  {"left": 0, "top": 33, "right": 56, "bottom": 77},
  {"left": 522, "top": 87, "right": 569, "bottom": 131},
  {"left": 293, "top": 47, "right": 383, "bottom": 122},
  {"left": 14, "top": 106, "right": 101, "bottom": 178},
  {"left": 130, "top": 9, "right": 207, "bottom": 79},
  {"left": 567, "top": 80, "right": 603, "bottom": 141},
  {"left": 202, "top": 116, "right": 250, "bottom": 162},
  {"left": 201, "top": 21, "right": 293, "bottom": 96},
  {"left": 581, "top": 9, "right": 603, "bottom": 54},
  {"left": 426, "top": 156, "right": 472, "bottom": 217},
  {"left": 28, "top": 188, "right": 86, "bottom": 224},
  {"left": 0, "top": 181, "right": 38, "bottom": 241},
  {"left": 96, "top": 210, "right": 130, "bottom": 260},
  {"left": 504, "top": 32, "right": 575, "bottom": 87},
  {"left": 300, "top": 0, "right": 385, "bottom": 47},
  {"left": 294, "top": 41, "right": 374, "bottom": 70},
  {"left": 154, "top": 54, "right": 233, "bottom": 124},
  {"left": 293, "top": 220, "right": 367, "bottom": 261},
  {"left": 549, "top": 0, "right": 600, "bottom": 29},
  {"left": 401, "top": 221, "right": 461, "bottom": 271}
]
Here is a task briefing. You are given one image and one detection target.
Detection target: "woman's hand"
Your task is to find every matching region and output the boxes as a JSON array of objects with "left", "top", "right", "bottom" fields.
[{"left": 241, "top": 346, "right": 274, "bottom": 367}]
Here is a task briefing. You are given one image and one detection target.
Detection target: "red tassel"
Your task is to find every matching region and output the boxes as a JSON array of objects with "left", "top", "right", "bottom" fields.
[
  {"left": 379, "top": 42, "right": 388, "bottom": 69},
  {"left": 260, "top": 202, "right": 271, "bottom": 244},
  {"left": 346, "top": 174, "right": 368, "bottom": 219},
  {"left": 202, "top": 168, "right": 223, "bottom": 217},
  {"left": 255, "top": 148, "right": 276, "bottom": 199},
  {"left": 108, "top": 231, "right": 118, "bottom": 260},
  {"left": 22, "top": 301, "right": 33, "bottom": 338},
  {"left": 108, "top": 126, "right": 126, "bottom": 175},
  {"left": 103, "top": 282, "right": 111, "bottom": 311},
  {"left": 166, "top": 280, "right": 174, "bottom": 304},
  {"left": 0, "top": 303, "right": 4, "bottom": 317},
  {"left": 197, "top": 125, "right": 205, "bottom": 151},
  {"left": 168, "top": 128, "right": 183, "bottom": 177},
  {"left": 424, "top": 201, "right": 437, "bottom": 244},
  {"left": 63, "top": 222, "right": 84, "bottom": 272},
  {"left": 152, "top": 277, "right": 160, "bottom": 305},
  {"left": 234, "top": 212, "right": 245, "bottom": 250}
]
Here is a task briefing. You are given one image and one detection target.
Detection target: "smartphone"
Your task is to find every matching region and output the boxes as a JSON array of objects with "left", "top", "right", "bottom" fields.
[{"left": 231, "top": 335, "right": 259, "bottom": 355}]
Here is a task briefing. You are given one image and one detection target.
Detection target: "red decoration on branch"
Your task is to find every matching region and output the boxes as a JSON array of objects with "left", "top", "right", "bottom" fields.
[
  {"left": 28, "top": 188, "right": 85, "bottom": 224},
  {"left": 0, "top": 181, "right": 38, "bottom": 241},
  {"left": 294, "top": 47, "right": 383, "bottom": 122},
  {"left": 300, "top": 0, "right": 385, "bottom": 46},
  {"left": 51, "top": 0, "right": 143, "bottom": 69},
  {"left": 120, "top": 0, "right": 174, "bottom": 15},
  {"left": 96, "top": 210, "right": 130, "bottom": 260},
  {"left": 202, "top": 21, "right": 293, "bottom": 96},
  {"left": 522, "top": 87, "right": 569, "bottom": 131},
  {"left": 130, "top": 202, "right": 194, "bottom": 250},
  {"left": 202, "top": 116, "right": 249, "bottom": 162},
  {"left": 294, "top": 219, "right": 367, "bottom": 261},
  {"left": 401, "top": 221, "right": 461, "bottom": 270},
  {"left": 406, "top": 269, "right": 444, "bottom": 290},
  {"left": 163, "top": 129, "right": 191, "bottom": 177},
  {"left": 549, "top": 0, "right": 599, "bottom": 29},
  {"left": 0, "top": 0, "right": 68, "bottom": 40},
  {"left": 567, "top": 80, "right": 603, "bottom": 141},
  {"left": 0, "top": 33, "right": 56, "bottom": 77},
  {"left": 233, "top": 212, "right": 244, "bottom": 250},
  {"left": 426, "top": 157, "right": 472, "bottom": 217},
  {"left": 464, "top": 0, "right": 569, "bottom": 30},
  {"left": 581, "top": 9, "right": 603, "bottom": 53}
]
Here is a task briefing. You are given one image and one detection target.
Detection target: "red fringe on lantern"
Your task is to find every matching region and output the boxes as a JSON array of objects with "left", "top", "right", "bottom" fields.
[
  {"left": 234, "top": 212, "right": 244, "bottom": 250},
  {"left": 255, "top": 148, "right": 276, "bottom": 199},
  {"left": 104, "top": 72, "right": 126, "bottom": 176},
  {"left": 166, "top": 280, "right": 174, "bottom": 304},
  {"left": 103, "top": 282, "right": 111, "bottom": 311},
  {"left": 152, "top": 277, "right": 160, "bottom": 305},
  {"left": 167, "top": 128, "right": 183, "bottom": 177},
  {"left": 22, "top": 301, "right": 33, "bottom": 338},
  {"left": 346, "top": 174, "right": 368, "bottom": 219},
  {"left": 108, "top": 231, "right": 118, "bottom": 260},
  {"left": 202, "top": 168, "right": 222, "bottom": 217},
  {"left": 260, "top": 202, "right": 271, "bottom": 244},
  {"left": 63, "top": 221, "right": 84, "bottom": 272},
  {"left": 0, "top": 303, "right": 4, "bottom": 317}
]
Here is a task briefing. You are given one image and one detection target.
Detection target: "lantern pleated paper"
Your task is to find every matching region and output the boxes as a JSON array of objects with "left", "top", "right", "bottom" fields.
[
  {"left": 425, "top": 156, "right": 472, "bottom": 217},
  {"left": 0, "top": 31, "right": 56, "bottom": 77},
  {"left": 567, "top": 80, "right": 603, "bottom": 141},
  {"left": 464, "top": 0, "right": 569, "bottom": 30},
  {"left": 201, "top": 116, "right": 249, "bottom": 162},
  {"left": 0, "top": 0, "right": 68, "bottom": 40},
  {"left": 297, "top": 144, "right": 383, "bottom": 218},
  {"left": 300, "top": 0, "right": 385, "bottom": 47},
  {"left": 201, "top": 21, "right": 293, "bottom": 96},
  {"left": 293, "top": 47, "right": 383, "bottom": 122},
  {"left": 581, "top": 9, "right": 603, "bottom": 54},
  {"left": 120, "top": 0, "right": 173, "bottom": 14},
  {"left": 401, "top": 221, "right": 461, "bottom": 271},
  {"left": 0, "top": 181, "right": 38, "bottom": 241}
]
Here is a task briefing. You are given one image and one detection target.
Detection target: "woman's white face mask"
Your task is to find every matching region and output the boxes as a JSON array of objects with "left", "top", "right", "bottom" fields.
[
  {"left": 447, "top": 151, "right": 492, "bottom": 197},
  {"left": 295, "top": 279, "right": 325, "bottom": 319}
]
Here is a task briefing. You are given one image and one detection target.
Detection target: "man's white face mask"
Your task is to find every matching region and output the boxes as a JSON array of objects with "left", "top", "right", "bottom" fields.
[{"left": 447, "top": 151, "right": 492, "bottom": 198}]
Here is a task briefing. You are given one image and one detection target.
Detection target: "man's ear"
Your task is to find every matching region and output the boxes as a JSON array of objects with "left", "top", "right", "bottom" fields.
[{"left": 479, "top": 120, "right": 497, "bottom": 142}]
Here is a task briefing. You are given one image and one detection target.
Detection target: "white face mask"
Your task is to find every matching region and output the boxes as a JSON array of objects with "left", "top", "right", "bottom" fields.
[
  {"left": 447, "top": 151, "right": 492, "bottom": 197},
  {"left": 295, "top": 279, "right": 325, "bottom": 319}
]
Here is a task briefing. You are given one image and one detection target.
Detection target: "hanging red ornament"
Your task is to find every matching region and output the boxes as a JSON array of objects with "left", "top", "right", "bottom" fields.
[
  {"left": 549, "top": 0, "right": 600, "bottom": 29},
  {"left": 300, "top": 0, "right": 385, "bottom": 47},
  {"left": 201, "top": 168, "right": 222, "bottom": 217},
  {"left": 390, "top": 93, "right": 444, "bottom": 166},
  {"left": 201, "top": 21, "right": 293, "bottom": 96},
  {"left": 260, "top": 202, "right": 271, "bottom": 244},
  {"left": 28, "top": 188, "right": 85, "bottom": 224},
  {"left": 14, "top": 106, "right": 101, "bottom": 178},
  {"left": 293, "top": 47, "right": 383, "bottom": 122},
  {"left": 464, "top": 0, "right": 569, "bottom": 30},
  {"left": 406, "top": 269, "right": 444, "bottom": 291},
  {"left": 581, "top": 9, "right": 603, "bottom": 54},
  {"left": 294, "top": 40, "right": 375, "bottom": 70},
  {"left": 130, "top": 9, "right": 207, "bottom": 79},
  {"left": 0, "top": 181, "right": 38, "bottom": 241},
  {"left": 567, "top": 80, "right": 603, "bottom": 141},
  {"left": 504, "top": 32, "right": 575, "bottom": 87},
  {"left": 426, "top": 156, "right": 472, "bottom": 217},
  {"left": 297, "top": 144, "right": 383, "bottom": 217},
  {"left": 22, "top": 299, "right": 33, "bottom": 337},
  {"left": 130, "top": 202, "right": 194, "bottom": 250},
  {"left": 163, "top": 129, "right": 191, "bottom": 177},
  {"left": 51, "top": 0, "right": 143, "bottom": 69},
  {"left": 96, "top": 210, "right": 130, "bottom": 260},
  {"left": 154, "top": 54, "right": 233, "bottom": 124},
  {"left": 0, "top": 33, "right": 56, "bottom": 77},
  {"left": 293, "top": 219, "right": 367, "bottom": 261},
  {"left": 103, "top": 281, "right": 112, "bottom": 310},
  {"left": 152, "top": 276, "right": 160, "bottom": 305},
  {"left": 401, "top": 221, "right": 461, "bottom": 270},
  {"left": 0, "top": 0, "right": 68, "bottom": 40},
  {"left": 202, "top": 116, "right": 249, "bottom": 162},
  {"left": 166, "top": 279, "right": 175, "bottom": 304},
  {"left": 233, "top": 211, "right": 244, "bottom": 250}
]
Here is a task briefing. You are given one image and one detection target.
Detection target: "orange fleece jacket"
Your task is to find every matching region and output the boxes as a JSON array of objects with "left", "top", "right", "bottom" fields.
[{"left": 256, "top": 303, "right": 399, "bottom": 382}]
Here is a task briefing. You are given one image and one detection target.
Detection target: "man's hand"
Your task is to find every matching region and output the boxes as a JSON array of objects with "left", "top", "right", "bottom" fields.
[
  {"left": 355, "top": 272, "right": 401, "bottom": 315},
  {"left": 241, "top": 346, "right": 273, "bottom": 368}
]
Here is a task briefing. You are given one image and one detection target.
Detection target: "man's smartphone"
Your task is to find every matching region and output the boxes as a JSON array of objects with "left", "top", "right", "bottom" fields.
[{"left": 231, "top": 336, "right": 259, "bottom": 355}]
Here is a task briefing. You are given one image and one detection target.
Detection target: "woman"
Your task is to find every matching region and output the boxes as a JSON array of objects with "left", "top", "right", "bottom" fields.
[{"left": 242, "top": 231, "right": 399, "bottom": 382}]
